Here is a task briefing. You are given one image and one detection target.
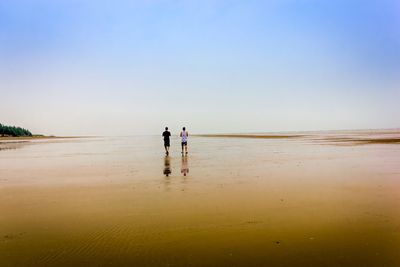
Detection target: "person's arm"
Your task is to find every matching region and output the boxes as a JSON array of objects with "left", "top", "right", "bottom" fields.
[
  {"left": 187, "top": 132, "right": 189, "bottom": 137},
  {"left": 180, "top": 132, "right": 182, "bottom": 137}
]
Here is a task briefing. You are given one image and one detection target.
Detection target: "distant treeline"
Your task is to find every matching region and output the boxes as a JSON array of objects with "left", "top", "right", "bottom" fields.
[{"left": 0, "top": 123, "right": 32, "bottom": 137}]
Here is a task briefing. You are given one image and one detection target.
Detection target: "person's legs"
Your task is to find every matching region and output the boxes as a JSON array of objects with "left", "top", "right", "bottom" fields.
[
  {"left": 181, "top": 142, "right": 184, "bottom": 154},
  {"left": 164, "top": 141, "right": 170, "bottom": 155},
  {"left": 185, "top": 143, "right": 188, "bottom": 154}
]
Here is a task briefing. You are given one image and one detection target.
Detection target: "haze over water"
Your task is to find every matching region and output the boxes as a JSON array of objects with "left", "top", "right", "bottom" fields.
[
  {"left": 1, "top": 1, "right": 399, "bottom": 135},
  {"left": 1, "top": 130, "right": 399, "bottom": 267}
]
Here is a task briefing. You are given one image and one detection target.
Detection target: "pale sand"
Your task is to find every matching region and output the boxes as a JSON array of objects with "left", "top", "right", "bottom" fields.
[
  {"left": 194, "top": 134, "right": 304, "bottom": 139},
  {"left": 0, "top": 136, "right": 86, "bottom": 141},
  {"left": 0, "top": 131, "right": 399, "bottom": 267}
]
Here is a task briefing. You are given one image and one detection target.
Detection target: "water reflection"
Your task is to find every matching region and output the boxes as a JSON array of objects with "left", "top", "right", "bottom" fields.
[
  {"left": 181, "top": 156, "right": 189, "bottom": 176},
  {"left": 163, "top": 156, "right": 172, "bottom": 177},
  {"left": 162, "top": 156, "right": 189, "bottom": 177},
  {"left": 0, "top": 142, "right": 27, "bottom": 151}
]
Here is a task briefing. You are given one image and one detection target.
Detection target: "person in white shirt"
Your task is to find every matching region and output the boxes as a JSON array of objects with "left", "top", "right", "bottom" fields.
[{"left": 180, "top": 127, "right": 188, "bottom": 155}]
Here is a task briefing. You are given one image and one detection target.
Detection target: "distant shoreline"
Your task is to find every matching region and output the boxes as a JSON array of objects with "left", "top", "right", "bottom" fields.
[
  {"left": 194, "top": 132, "right": 400, "bottom": 145},
  {"left": 194, "top": 134, "right": 304, "bottom": 139}
]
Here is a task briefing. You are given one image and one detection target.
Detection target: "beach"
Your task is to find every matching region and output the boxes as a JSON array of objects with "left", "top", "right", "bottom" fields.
[{"left": 1, "top": 130, "right": 399, "bottom": 267}]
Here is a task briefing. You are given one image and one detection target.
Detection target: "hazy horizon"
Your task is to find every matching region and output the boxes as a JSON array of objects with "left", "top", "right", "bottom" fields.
[
  {"left": 17, "top": 127, "right": 400, "bottom": 137},
  {"left": 1, "top": 0, "right": 399, "bottom": 136}
]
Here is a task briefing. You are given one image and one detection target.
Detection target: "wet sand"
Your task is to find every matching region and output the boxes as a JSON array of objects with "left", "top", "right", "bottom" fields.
[
  {"left": 195, "top": 134, "right": 304, "bottom": 139},
  {"left": 0, "top": 130, "right": 399, "bottom": 267},
  {"left": 0, "top": 136, "right": 85, "bottom": 141}
]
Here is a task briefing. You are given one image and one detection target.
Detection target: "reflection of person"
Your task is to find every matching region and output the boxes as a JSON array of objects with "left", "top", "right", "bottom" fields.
[
  {"left": 181, "top": 156, "right": 189, "bottom": 176},
  {"left": 163, "top": 156, "right": 171, "bottom": 177},
  {"left": 162, "top": 127, "right": 171, "bottom": 155},
  {"left": 180, "top": 127, "right": 188, "bottom": 155}
]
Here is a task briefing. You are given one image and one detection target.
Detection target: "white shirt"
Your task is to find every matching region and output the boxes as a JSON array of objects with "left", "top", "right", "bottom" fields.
[{"left": 181, "top": 130, "right": 187, "bottom": 142}]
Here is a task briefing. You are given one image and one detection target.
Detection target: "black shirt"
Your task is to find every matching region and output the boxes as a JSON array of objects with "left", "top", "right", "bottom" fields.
[{"left": 162, "top": 131, "right": 171, "bottom": 141}]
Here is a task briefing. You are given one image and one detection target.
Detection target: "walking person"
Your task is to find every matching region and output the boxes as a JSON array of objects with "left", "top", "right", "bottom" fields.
[
  {"left": 180, "top": 127, "right": 188, "bottom": 155},
  {"left": 162, "top": 127, "right": 171, "bottom": 155}
]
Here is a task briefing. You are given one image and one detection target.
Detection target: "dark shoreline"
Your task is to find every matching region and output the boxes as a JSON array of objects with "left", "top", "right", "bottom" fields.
[{"left": 195, "top": 133, "right": 400, "bottom": 145}]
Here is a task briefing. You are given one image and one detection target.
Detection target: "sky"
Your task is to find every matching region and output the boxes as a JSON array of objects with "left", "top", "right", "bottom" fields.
[{"left": 0, "top": 0, "right": 399, "bottom": 136}]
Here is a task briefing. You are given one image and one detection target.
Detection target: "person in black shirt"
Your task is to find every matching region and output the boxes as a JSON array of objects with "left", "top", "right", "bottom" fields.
[{"left": 162, "top": 127, "right": 171, "bottom": 155}]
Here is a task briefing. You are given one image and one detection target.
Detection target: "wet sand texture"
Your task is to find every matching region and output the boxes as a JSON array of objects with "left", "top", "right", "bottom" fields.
[
  {"left": 195, "top": 134, "right": 304, "bottom": 139},
  {"left": 0, "top": 130, "right": 399, "bottom": 267}
]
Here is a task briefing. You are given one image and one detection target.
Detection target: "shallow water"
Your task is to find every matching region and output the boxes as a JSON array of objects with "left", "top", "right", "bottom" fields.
[{"left": 0, "top": 132, "right": 399, "bottom": 267}]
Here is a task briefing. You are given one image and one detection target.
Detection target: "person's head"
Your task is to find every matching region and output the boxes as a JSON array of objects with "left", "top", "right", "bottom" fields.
[
  {"left": 183, "top": 127, "right": 186, "bottom": 131},
  {"left": 165, "top": 127, "right": 168, "bottom": 130}
]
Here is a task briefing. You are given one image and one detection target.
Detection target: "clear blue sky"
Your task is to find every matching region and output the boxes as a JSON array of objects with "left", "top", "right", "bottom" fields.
[{"left": 1, "top": 0, "right": 399, "bottom": 135}]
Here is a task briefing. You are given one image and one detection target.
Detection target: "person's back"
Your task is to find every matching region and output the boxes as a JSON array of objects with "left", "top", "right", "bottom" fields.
[
  {"left": 163, "top": 129, "right": 171, "bottom": 141},
  {"left": 162, "top": 127, "right": 171, "bottom": 155},
  {"left": 180, "top": 127, "right": 188, "bottom": 155},
  {"left": 181, "top": 130, "right": 187, "bottom": 142}
]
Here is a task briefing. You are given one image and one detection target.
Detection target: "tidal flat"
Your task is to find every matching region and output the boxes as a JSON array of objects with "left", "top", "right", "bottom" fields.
[{"left": 1, "top": 130, "right": 399, "bottom": 267}]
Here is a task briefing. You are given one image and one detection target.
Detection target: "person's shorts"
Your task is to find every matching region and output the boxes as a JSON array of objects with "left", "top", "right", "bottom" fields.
[
  {"left": 164, "top": 140, "right": 170, "bottom": 147},
  {"left": 181, "top": 141, "right": 187, "bottom": 146}
]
